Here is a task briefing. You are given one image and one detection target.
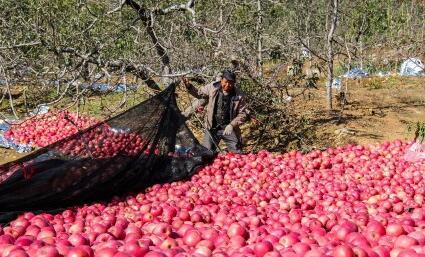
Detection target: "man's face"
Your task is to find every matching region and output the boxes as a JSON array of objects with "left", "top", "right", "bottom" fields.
[{"left": 220, "top": 78, "right": 235, "bottom": 93}]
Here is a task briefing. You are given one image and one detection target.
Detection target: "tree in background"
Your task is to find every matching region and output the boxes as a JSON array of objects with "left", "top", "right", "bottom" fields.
[{"left": 0, "top": 0, "right": 424, "bottom": 150}]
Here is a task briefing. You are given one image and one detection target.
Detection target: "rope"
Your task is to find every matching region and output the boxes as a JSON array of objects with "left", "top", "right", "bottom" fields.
[{"left": 181, "top": 81, "right": 222, "bottom": 153}]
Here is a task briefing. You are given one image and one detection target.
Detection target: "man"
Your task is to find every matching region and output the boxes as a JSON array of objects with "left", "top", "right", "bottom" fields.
[{"left": 182, "top": 70, "right": 249, "bottom": 153}]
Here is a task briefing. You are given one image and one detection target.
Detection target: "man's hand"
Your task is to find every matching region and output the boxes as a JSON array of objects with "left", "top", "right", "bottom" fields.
[
  {"left": 181, "top": 77, "right": 190, "bottom": 88},
  {"left": 181, "top": 111, "right": 190, "bottom": 120},
  {"left": 196, "top": 106, "right": 205, "bottom": 113},
  {"left": 251, "top": 117, "right": 261, "bottom": 125},
  {"left": 223, "top": 124, "right": 233, "bottom": 136}
]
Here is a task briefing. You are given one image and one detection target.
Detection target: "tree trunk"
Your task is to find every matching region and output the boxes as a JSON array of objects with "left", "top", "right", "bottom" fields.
[
  {"left": 326, "top": 0, "right": 339, "bottom": 110},
  {"left": 256, "top": 0, "right": 263, "bottom": 78},
  {"left": 359, "top": 39, "right": 363, "bottom": 70},
  {"left": 218, "top": 0, "right": 223, "bottom": 49},
  {"left": 126, "top": 0, "right": 172, "bottom": 86}
]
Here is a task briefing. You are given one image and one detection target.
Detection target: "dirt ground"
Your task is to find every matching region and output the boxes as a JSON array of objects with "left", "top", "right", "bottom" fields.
[
  {"left": 294, "top": 76, "right": 425, "bottom": 149},
  {"left": 1, "top": 76, "right": 424, "bottom": 164},
  {"left": 0, "top": 149, "right": 27, "bottom": 165}
]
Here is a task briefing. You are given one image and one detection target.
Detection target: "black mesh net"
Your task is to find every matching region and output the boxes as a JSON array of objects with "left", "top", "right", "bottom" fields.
[{"left": 0, "top": 83, "right": 214, "bottom": 223}]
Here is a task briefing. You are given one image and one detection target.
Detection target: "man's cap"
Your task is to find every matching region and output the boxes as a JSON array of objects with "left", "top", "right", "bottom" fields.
[{"left": 222, "top": 70, "right": 236, "bottom": 82}]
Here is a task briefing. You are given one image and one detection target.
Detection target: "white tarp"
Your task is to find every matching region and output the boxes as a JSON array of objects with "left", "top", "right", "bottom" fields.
[
  {"left": 404, "top": 142, "right": 425, "bottom": 162},
  {"left": 400, "top": 58, "right": 424, "bottom": 76},
  {"left": 326, "top": 77, "right": 342, "bottom": 90}
]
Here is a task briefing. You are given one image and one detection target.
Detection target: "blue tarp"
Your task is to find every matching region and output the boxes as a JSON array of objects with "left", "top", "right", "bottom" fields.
[
  {"left": 0, "top": 122, "right": 10, "bottom": 132},
  {"left": 1, "top": 79, "right": 139, "bottom": 92},
  {"left": 342, "top": 68, "right": 369, "bottom": 79},
  {"left": 0, "top": 135, "right": 33, "bottom": 153},
  {"left": 377, "top": 71, "right": 391, "bottom": 77},
  {"left": 81, "top": 83, "right": 138, "bottom": 92},
  {"left": 0, "top": 135, "right": 11, "bottom": 148},
  {"left": 0, "top": 79, "right": 16, "bottom": 86}
]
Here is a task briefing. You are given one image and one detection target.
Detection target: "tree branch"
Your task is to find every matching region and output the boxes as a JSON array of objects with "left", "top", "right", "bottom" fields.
[
  {"left": 125, "top": 0, "right": 172, "bottom": 79},
  {"left": 153, "top": 0, "right": 195, "bottom": 15},
  {"left": 297, "top": 36, "right": 327, "bottom": 62},
  {"left": 53, "top": 45, "right": 160, "bottom": 90},
  {"left": 0, "top": 41, "right": 41, "bottom": 50},
  {"left": 107, "top": 0, "right": 127, "bottom": 15}
]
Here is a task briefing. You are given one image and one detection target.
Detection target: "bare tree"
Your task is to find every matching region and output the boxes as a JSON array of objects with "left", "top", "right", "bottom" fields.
[
  {"left": 1, "top": 0, "right": 424, "bottom": 150},
  {"left": 256, "top": 0, "right": 263, "bottom": 77},
  {"left": 326, "top": 0, "right": 339, "bottom": 110}
]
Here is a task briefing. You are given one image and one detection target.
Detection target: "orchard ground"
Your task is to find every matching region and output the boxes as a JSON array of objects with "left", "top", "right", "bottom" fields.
[
  {"left": 0, "top": 76, "right": 424, "bottom": 165},
  {"left": 226, "top": 76, "right": 424, "bottom": 152},
  {"left": 290, "top": 76, "right": 425, "bottom": 149}
]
